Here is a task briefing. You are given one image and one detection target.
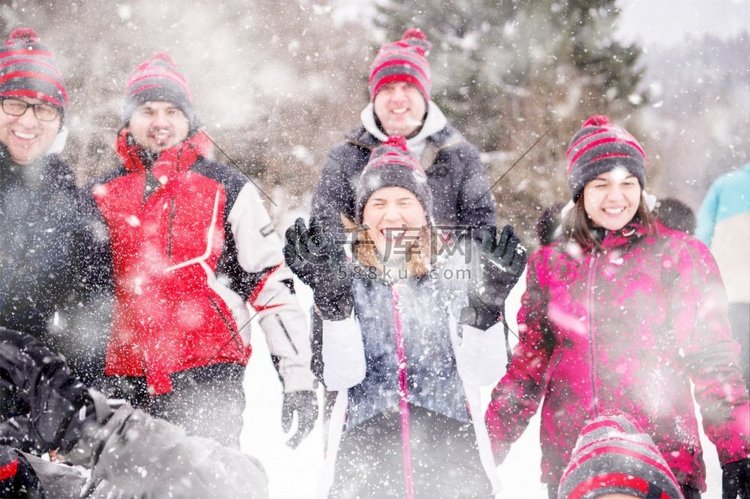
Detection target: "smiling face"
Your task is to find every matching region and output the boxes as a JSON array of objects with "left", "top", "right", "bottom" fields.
[
  {"left": 582, "top": 167, "right": 642, "bottom": 231},
  {"left": 127, "top": 101, "right": 189, "bottom": 153},
  {"left": 373, "top": 82, "right": 426, "bottom": 138},
  {"left": 0, "top": 97, "right": 61, "bottom": 165},
  {"left": 362, "top": 186, "right": 427, "bottom": 259}
]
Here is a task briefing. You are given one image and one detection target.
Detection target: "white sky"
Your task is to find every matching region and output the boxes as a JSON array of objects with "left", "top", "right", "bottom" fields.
[{"left": 617, "top": 0, "right": 750, "bottom": 47}]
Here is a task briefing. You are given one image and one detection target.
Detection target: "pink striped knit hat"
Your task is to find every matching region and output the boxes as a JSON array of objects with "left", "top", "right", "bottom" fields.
[
  {"left": 558, "top": 414, "right": 683, "bottom": 499},
  {"left": 0, "top": 28, "right": 68, "bottom": 110},
  {"left": 369, "top": 28, "right": 432, "bottom": 103},
  {"left": 566, "top": 115, "right": 646, "bottom": 200}
]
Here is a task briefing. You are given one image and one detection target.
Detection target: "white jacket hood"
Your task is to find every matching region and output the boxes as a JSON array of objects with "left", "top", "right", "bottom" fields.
[{"left": 360, "top": 101, "right": 448, "bottom": 157}]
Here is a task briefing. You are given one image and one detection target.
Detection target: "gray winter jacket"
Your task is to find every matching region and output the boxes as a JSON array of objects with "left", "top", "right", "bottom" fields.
[
  {"left": 346, "top": 273, "right": 470, "bottom": 429},
  {"left": 25, "top": 402, "right": 268, "bottom": 498}
]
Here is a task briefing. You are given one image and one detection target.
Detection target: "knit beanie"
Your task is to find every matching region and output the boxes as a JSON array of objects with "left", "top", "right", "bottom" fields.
[
  {"left": 566, "top": 115, "right": 646, "bottom": 200},
  {"left": 355, "top": 136, "right": 433, "bottom": 225},
  {"left": 369, "top": 28, "right": 432, "bottom": 103},
  {"left": 123, "top": 52, "right": 196, "bottom": 128},
  {"left": 0, "top": 28, "right": 68, "bottom": 111},
  {"left": 558, "top": 414, "right": 683, "bottom": 499}
]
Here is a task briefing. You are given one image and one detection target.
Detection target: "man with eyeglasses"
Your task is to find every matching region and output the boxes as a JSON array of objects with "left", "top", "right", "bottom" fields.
[{"left": 0, "top": 28, "right": 113, "bottom": 418}]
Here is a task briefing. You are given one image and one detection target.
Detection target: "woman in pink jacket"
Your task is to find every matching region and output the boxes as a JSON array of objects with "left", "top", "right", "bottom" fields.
[{"left": 485, "top": 115, "right": 750, "bottom": 498}]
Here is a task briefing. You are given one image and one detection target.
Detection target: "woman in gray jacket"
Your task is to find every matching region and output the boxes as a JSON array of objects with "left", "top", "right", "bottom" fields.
[{"left": 285, "top": 137, "right": 526, "bottom": 498}]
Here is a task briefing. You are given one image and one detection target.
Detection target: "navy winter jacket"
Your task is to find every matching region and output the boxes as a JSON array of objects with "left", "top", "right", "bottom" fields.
[
  {"left": 0, "top": 145, "right": 112, "bottom": 383},
  {"left": 311, "top": 123, "right": 496, "bottom": 236}
]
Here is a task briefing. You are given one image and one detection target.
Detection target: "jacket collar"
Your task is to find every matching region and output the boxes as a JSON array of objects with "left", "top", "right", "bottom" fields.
[
  {"left": 115, "top": 129, "right": 213, "bottom": 179},
  {"left": 599, "top": 221, "right": 650, "bottom": 250},
  {"left": 358, "top": 101, "right": 448, "bottom": 156},
  {"left": 0, "top": 142, "right": 58, "bottom": 188}
]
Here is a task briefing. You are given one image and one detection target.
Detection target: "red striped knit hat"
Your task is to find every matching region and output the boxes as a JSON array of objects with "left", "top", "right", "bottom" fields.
[
  {"left": 355, "top": 135, "right": 432, "bottom": 224},
  {"left": 0, "top": 27, "right": 68, "bottom": 110},
  {"left": 369, "top": 28, "right": 432, "bottom": 103},
  {"left": 566, "top": 115, "right": 646, "bottom": 200},
  {"left": 123, "top": 52, "right": 196, "bottom": 128},
  {"left": 558, "top": 414, "right": 683, "bottom": 499}
]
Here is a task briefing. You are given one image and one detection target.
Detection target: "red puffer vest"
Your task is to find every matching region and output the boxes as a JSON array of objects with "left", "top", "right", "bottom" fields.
[
  {"left": 93, "top": 131, "right": 250, "bottom": 395},
  {"left": 486, "top": 221, "right": 750, "bottom": 491}
]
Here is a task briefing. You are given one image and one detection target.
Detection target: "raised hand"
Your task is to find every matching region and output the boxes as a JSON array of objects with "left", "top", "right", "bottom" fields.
[
  {"left": 284, "top": 217, "right": 353, "bottom": 320},
  {"left": 460, "top": 225, "right": 527, "bottom": 330}
]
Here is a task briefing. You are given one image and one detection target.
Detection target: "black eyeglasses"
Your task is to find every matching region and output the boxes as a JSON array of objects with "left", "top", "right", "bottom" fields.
[{"left": 1, "top": 98, "right": 60, "bottom": 122}]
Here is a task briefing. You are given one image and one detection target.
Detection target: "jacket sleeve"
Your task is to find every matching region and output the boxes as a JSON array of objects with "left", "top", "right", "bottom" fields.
[
  {"left": 452, "top": 321, "right": 508, "bottom": 387},
  {"left": 310, "top": 142, "right": 365, "bottom": 234},
  {"left": 453, "top": 141, "right": 497, "bottom": 231},
  {"left": 227, "top": 182, "right": 316, "bottom": 392},
  {"left": 87, "top": 404, "right": 269, "bottom": 498},
  {"left": 695, "top": 181, "right": 720, "bottom": 245},
  {"left": 52, "top": 188, "right": 114, "bottom": 387},
  {"left": 667, "top": 238, "right": 750, "bottom": 465},
  {"left": 320, "top": 314, "right": 366, "bottom": 391},
  {"left": 485, "top": 249, "right": 556, "bottom": 461}
]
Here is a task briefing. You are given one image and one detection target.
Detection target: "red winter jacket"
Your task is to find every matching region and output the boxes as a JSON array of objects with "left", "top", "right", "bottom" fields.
[
  {"left": 92, "top": 131, "right": 314, "bottom": 395},
  {"left": 485, "top": 221, "right": 750, "bottom": 491}
]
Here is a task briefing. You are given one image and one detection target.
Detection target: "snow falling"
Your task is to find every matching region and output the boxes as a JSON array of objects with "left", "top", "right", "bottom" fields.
[{"left": 1, "top": 0, "right": 748, "bottom": 497}]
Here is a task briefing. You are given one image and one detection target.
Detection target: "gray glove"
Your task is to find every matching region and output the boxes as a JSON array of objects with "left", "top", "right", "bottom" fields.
[{"left": 281, "top": 390, "right": 318, "bottom": 449}]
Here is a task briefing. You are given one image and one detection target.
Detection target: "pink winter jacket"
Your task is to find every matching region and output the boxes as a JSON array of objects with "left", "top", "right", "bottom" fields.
[{"left": 485, "top": 221, "right": 750, "bottom": 491}]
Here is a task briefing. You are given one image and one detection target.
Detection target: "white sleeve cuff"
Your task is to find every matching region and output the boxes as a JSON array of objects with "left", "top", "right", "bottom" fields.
[
  {"left": 451, "top": 320, "right": 508, "bottom": 387},
  {"left": 322, "top": 314, "right": 366, "bottom": 391}
]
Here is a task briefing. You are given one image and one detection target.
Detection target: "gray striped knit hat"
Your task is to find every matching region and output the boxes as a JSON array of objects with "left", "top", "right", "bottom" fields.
[
  {"left": 0, "top": 28, "right": 67, "bottom": 110},
  {"left": 369, "top": 28, "right": 432, "bottom": 103},
  {"left": 355, "top": 135, "right": 432, "bottom": 225},
  {"left": 558, "top": 414, "right": 683, "bottom": 499},
  {"left": 566, "top": 115, "right": 646, "bottom": 200},
  {"left": 123, "top": 52, "right": 196, "bottom": 128}
]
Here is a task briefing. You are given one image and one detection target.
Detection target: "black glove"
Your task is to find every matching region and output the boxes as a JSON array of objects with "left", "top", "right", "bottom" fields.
[
  {"left": 0, "top": 327, "right": 91, "bottom": 453},
  {"left": 460, "top": 225, "right": 527, "bottom": 330},
  {"left": 723, "top": 458, "right": 750, "bottom": 498},
  {"left": 0, "top": 445, "right": 43, "bottom": 497},
  {"left": 281, "top": 390, "right": 318, "bottom": 449},
  {"left": 284, "top": 217, "right": 353, "bottom": 320}
]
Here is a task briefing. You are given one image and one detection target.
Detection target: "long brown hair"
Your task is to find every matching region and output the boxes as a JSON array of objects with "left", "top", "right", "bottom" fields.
[{"left": 562, "top": 193, "right": 657, "bottom": 248}]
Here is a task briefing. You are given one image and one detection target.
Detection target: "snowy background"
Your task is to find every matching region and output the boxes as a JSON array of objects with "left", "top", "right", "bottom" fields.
[
  {"left": 1, "top": 0, "right": 747, "bottom": 496},
  {"left": 237, "top": 2, "right": 742, "bottom": 496}
]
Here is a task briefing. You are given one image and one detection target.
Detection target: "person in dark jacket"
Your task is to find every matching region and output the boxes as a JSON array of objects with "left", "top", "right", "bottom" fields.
[
  {"left": 308, "top": 30, "right": 497, "bottom": 426},
  {"left": 485, "top": 115, "right": 750, "bottom": 499},
  {"left": 286, "top": 137, "right": 526, "bottom": 498},
  {"left": 536, "top": 202, "right": 566, "bottom": 246},
  {"left": 0, "top": 27, "right": 112, "bottom": 416},
  {"left": 0, "top": 327, "right": 269, "bottom": 498},
  {"left": 89, "top": 53, "right": 317, "bottom": 449},
  {"left": 655, "top": 197, "right": 696, "bottom": 235}
]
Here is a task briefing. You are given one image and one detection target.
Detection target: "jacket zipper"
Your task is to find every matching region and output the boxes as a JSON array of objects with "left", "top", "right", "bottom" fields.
[
  {"left": 167, "top": 198, "right": 176, "bottom": 259},
  {"left": 586, "top": 250, "right": 600, "bottom": 418},
  {"left": 208, "top": 296, "right": 243, "bottom": 350},
  {"left": 391, "top": 287, "right": 415, "bottom": 499},
  {"left": 274, "top": 314, "right": 299, "bottom": 356}
]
